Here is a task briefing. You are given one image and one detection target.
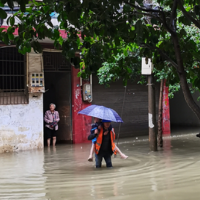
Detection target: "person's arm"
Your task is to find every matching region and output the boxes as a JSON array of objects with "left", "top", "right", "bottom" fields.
[
  {"left": 108, "top": 124, "right": 113, "bottom": 131},
  {"left": 88, "top": 132, "right": 96, "bottom": 140},
  {"left": 56, "top": 111, "right": 60, "bottom": 122},
  {"left": 112, "top": 128, "right": 115, "bottom": 140},
  {"left": 98, "top": 122, "right": 102, "bottom": 131},
  {"left": 88, "top": 125, "right": 98, "bottom": 140},
  {"left": 44, "top": 111, "right": 51, "bottom": 123}
]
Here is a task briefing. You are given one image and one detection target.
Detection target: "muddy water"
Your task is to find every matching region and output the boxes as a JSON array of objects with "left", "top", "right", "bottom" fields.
[{"left": 1, "top": 134, "right": 200, "bottom": 200}]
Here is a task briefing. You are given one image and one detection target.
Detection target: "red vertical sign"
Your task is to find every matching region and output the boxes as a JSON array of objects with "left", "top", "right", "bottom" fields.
[
  {"left": 71, "top": 67, "right": 91, "bottom": 144},
  {"left": 162, "top": 80, "right": 171, "bottom": 135}
]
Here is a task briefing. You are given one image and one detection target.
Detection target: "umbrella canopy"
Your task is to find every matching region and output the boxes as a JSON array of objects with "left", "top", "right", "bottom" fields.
[{"left": 78, "top": 105, "right": 123, "bottom": 123}]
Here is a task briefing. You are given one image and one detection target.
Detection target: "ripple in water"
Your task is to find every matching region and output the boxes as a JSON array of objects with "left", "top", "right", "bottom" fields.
[{"left": 0, "top": 135, "right": 200, "bottom": 200}]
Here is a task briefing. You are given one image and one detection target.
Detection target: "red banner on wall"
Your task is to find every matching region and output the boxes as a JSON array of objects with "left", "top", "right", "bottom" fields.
[
  {"left": 162, "top": 80, "right": 171, "bottom": 135},
  {"left": 71, "top": 67, "right": 92, "bottom": 144}
]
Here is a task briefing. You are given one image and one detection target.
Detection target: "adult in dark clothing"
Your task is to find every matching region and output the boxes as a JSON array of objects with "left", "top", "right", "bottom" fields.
[
  {"left": 88, "top": 118, "right": 128, "bottom": 163},
  {"left": 88, "top": 119, "right": 117, "bottom": 168}
]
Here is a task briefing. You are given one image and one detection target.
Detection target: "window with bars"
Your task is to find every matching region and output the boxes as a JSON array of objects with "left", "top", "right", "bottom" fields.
[
  {"left": 0, "top": 47, "right": 28, "bottom": 105},
  {"left": 43, "top": 51, "right": 71, "bottom": 72}
]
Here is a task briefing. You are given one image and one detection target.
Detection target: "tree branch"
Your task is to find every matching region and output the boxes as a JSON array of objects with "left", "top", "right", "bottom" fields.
[
  {"left": 132, "top": 11, "right": 163, "bottom": 23},
  {"left": 123, "top": 0, "right": 163, "bottom": 13},
  {"left": 123, "top": 0, "right": 175, "bottom": 35},
  {"left": 159, "top": 10, "right": 176, "bottom": 35},
  {"left": 170, "top": 0, "right": 177, "bottom": 32},
  {"left": 140, "top": 43, "right": 178, "bottom": 69},
  {"left": 177, "top": 0, "right": 200, "bottom": 29}
]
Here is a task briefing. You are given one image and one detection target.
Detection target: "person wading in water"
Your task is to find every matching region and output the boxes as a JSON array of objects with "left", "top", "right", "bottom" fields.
[
  {"left": 88, "top": 119, "right": 127, "bottom": 168},
  {"left": 88, "top": 118, "right": 128, "bottom": 162}
]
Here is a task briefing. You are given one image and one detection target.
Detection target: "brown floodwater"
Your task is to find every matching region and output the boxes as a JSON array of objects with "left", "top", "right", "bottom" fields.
[{"left": 1, "top": 132, "right": 200, "bottom": 200}]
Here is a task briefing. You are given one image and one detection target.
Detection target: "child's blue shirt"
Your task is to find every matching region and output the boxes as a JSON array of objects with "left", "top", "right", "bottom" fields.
[{"left": 91, "top": 122, "right": 112, "bottom": 144}]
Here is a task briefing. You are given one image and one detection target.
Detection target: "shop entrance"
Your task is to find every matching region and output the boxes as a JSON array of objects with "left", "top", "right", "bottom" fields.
[{"left": 43, "top": 51, "right": 72, "bottom": 146}]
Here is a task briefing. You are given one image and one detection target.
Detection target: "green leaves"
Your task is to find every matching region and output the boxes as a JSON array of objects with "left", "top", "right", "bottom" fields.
[
  {"left": 7, "top": 27, "right": 14, "bottom": 40},
  {"left": 7, "top": 16, "right": 15, "bottom": 26},
  {"left": 10, "top": 16, "right": 15, "bottom": 26},
  {"left": 179, "top": 16, "right": 191, "bottom": 26},
  {"left": 31, "top": 41, "right": 42, "bottom": 53},
  {"left": 0, "top": 8, "right": 7, "bottom": 19},
  {"left": 135, "top": 20, "right": 143, "bottom": 43},
  {"left": 0, "top": 0, "right": 199, "bottom": 101},
  {"left": 115, "top": 36, "right": 120, "bottom": 46},
  {"left": 123, "top": 4, "right": 131, "bottom": 12},
  {"left": 194, "top": 5, "right": 200, "bottom": 16},
  {"left": 97, "top": 45, "right": 142, "bottom": 87}
]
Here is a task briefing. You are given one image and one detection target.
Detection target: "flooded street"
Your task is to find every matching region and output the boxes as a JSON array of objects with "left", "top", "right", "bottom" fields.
[{"left": 1, "top": 133, "right": 200, "bottom": 200}]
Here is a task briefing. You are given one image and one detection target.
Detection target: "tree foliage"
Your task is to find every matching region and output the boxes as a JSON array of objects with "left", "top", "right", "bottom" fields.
[{"left": 1, "top": 0, "right": 200, "bottom": 119}]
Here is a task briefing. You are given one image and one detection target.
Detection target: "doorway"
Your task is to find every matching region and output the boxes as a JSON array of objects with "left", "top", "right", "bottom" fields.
[{"left": 43, "top": 51, "right": 72, "bottom": 146}]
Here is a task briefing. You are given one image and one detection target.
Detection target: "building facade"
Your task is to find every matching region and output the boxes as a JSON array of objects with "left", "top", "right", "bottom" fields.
[
  {"left": 0, "top": 46, "right": 94, "bottom": 152},
  {"left": 0, "top": 8, "right": 174, "bottom": 153},
  {"left": 0, "top": 44, "right": 160, "bottom": 152}
]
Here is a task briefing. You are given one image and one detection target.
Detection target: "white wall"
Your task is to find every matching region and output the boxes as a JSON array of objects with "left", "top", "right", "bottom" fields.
[
  {"left": 0, "top": 50, "right": 44, "bottom": 153},
  {"left": 0, "top": 94, "right": 43, "bottom": 153}
]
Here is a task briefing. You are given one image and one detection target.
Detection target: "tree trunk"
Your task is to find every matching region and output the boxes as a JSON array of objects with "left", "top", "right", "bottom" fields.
[
  {"left": 158, "top": 79, "right": 164, "bottom": 148},
  {"left": 172, "top": 35, "right": 200, "bottom": 121}
]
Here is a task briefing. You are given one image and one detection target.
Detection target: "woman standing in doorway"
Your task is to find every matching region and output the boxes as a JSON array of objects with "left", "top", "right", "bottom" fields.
[{"left": 44, "top": 103, "right": 60, "bottom": 147}]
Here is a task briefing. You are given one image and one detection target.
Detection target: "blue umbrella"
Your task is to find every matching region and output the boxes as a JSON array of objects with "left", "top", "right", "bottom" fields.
[{"left": 78, "top": 105, "right": 123, "bottom": 123}]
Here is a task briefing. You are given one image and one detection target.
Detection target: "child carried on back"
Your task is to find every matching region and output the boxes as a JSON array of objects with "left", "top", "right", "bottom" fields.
[{"left": 88, "top": 117, "right": 128, "bottom": 162}]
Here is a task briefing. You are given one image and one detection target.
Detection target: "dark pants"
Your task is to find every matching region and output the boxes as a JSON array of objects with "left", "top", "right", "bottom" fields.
[
  {"left": 95, "top": 154, "right": 112, "bottom": 168},
  {"left": 46, "top": 127, "right": 56, "bottom": 139}
]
